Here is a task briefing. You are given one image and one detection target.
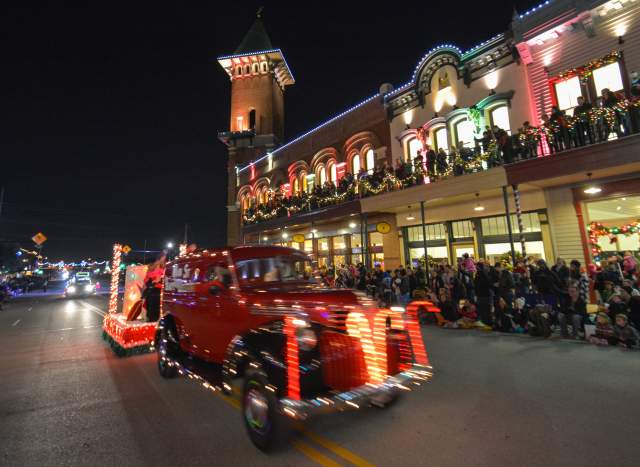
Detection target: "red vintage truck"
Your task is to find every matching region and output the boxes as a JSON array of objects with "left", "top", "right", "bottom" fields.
[{"left": 158, "top": 245, "right": 433, "bottom": 450}]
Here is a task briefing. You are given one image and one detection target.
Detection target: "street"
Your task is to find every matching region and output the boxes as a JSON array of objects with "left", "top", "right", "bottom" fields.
[{"left": 1, "top": 293, "right": 638, "bottom": 467}]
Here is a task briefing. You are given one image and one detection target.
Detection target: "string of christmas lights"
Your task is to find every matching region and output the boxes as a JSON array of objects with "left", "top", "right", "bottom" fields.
[
  {"left": 588, "top": 221, "right": 640, "bottom": 264},
  {"left": 108, "top": 244, "right": 122, "bottom": 314}
]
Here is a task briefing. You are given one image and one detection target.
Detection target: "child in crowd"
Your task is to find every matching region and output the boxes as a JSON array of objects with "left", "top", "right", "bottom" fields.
[
  {"left": 623, "top": 251, "right": 637, "bottom": 279},
  {"left": 588, "top": 312, "right": 616, "bottom": 346},
  {"left": 613, "top": 314, "right": 639, "bottom": 348},
  {"left": 447, "top": 299, "right": 477, "bottom": 329}
]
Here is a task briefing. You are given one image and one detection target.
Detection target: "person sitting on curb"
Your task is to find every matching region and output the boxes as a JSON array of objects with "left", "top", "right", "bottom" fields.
[{"left": 613, "top": 314, "right": 639, "bottom": 349}]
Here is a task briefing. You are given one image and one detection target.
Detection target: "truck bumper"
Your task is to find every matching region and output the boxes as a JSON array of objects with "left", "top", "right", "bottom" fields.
[{"left": 278, "top": 364, "right": 433, "bottom": 420}]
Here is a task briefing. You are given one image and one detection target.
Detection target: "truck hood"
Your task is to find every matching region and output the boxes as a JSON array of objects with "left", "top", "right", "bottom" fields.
[{"left": 240, "top": 284, "right": 375, "bottom": 323}]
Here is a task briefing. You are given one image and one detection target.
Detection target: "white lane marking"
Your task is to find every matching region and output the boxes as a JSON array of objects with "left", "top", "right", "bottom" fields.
[
  {"left": 79, "top": 300, "right": 106, "bottom": 317},
  {"left": 28, "top": 307, "right": 33, "bottom": 312},
  {"left": 12, "top": 319, "right": 21, "bottom": 326}
]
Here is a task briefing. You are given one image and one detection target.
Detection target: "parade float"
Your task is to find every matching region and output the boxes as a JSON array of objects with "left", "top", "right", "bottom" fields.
[{"left": 102, "top": 243, "right": 159, "bottom": 356}]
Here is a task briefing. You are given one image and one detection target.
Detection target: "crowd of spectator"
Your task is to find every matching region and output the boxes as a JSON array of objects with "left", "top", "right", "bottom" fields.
[
  {"left": 321, "top": 250, "right": 640, "bottom": 350},
  {"left": 243, "top": 90, "right": 640, "bottom": 226}
]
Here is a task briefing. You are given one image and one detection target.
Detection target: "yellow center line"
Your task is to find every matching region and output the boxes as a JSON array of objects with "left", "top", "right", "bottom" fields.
[
  {"left": 291, "top": 438, "right": 343, "bottom": 467},
  {"left": 296, "top": 427, "right": 375, "bottom": 467}
]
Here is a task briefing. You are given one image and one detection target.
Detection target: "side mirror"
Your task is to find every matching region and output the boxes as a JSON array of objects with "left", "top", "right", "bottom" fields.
[{"left": 209, "top": 285, "right": 221, "bottom": 296}]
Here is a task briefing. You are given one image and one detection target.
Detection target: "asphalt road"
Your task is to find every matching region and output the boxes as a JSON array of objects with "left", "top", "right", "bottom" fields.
[{"left": 1, "top": 293, "right": 638, "bottom": 466}]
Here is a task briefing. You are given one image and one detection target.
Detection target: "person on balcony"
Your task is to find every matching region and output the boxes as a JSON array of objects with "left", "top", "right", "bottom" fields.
[
  {"left": 425, "top": 145, "right": 436, "bottom": 179},
  {"left": 601, "top": 88, "right": 629, "bottom": 138},
  {"left": 550, "top": 106, "right": 570, "bottom": 152},
  {"left": 522, "top": 121, "right": 539, "bottom": 158},
  {"left": 436, "top": 148, "right": 448, "bottom": 177},
  {"left": 573, "top": 96, "right": 594, "bottom": 146}
]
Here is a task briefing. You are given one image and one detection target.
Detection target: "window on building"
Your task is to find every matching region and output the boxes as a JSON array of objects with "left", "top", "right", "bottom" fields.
[
  {"left": 352, "top": 154, "right": 360, "bottom": 174},
  {"left": 554, "top": 76, "right": 582, "bottom": 114},
  {"left": 454, "top": 118, "right": 475, "bottom": 148},
  {"left": 292, "top": 177, "right": 299, "bottom": 194},
  {"left": 407, "top": 224, "right": 447, "bottom": 242},
  {"left": 236, "top": 116, "right": 244, "bottom": 131},
  {"left": 369, "top": 232, "right": 383, "bottom": 248},
  {"left": 451, "top": 220, "right": 473, "bottom": 238},
  {"left": 235, "top": 66, "right": 242, "bottom": 76},
  {"left": 329, "top": 163, "right": 337, "bottom": 185},
  {"left": 248, "top": 109, "right": 256, "bottom": 130},
  {"left": 304, "top": 239, "right": 313, "bottom": 253},
  {"left": 490, "top": 105, "right": 511, "bottom": 134},
  {"left": 481, "top": 212, "right": 541, "bottom": 235},
  {"left": 365, "top": 149, "right": 375, "bottom": 174},
  {"left": 244, "top": 65, "right": 250, "bottom": 74},
  {"left": 433, "top": 127, "right": 449, "bottom": 152},
  {"left": 261, "top": 62, "right": 268, "bottom": 73},
  {"left": 301, "top": 173, "right": 308, "bottom": 193},
  {"left": 318, "top": 237, "right": 329, "bottom": 252},
  {"left": 252, "top": 63, "right": 259, "bottom": 74},
  {"left": 351, "top": 234, "right": 362, "bottom": 250},
  {"left": 332, "top": 236, "right": 346, "bottom": 250},
  {"left": 593, "top": 62, "right": 624, "bottom": 95},
  {"left": 318, "top": 166, "right": 326, "bottom": 185},
  {"left": 406, "top": 137, "right": 421, "bottom": 162}
]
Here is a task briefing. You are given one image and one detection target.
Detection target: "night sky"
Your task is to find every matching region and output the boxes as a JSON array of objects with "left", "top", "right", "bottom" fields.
[{"left": 1, "top": 1, "right": 540, "bottom": 261}]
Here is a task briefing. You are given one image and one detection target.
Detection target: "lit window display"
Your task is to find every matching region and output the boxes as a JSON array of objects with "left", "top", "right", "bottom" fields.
[
  {"left": 490, "top": 105, "right": 511, "bottom": 134},
  {"left": 332, "top": 235, "right": 346, "bottom": 250},
  {"left": 318, "top": 237, "right": 330, "bottom": 251},
  {"left": 554, "top": 76, "right": 582, "bottom": 114},
  {"left": 455, "top": 119, "right": 475, "bottom": 148},
  {"left": 434, "top": 127, "right": 449, "bottom": 152},
  {"left": 592, "top": 62, "right": 624, "bottom": 95}
]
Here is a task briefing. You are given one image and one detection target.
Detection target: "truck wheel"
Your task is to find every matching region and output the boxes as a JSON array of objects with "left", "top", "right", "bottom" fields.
[
  {"left": 242, "top": 370, "right": 287, "bottom": 451},
  {"left": 157, "top": 328, "right": 177, "bottom": 379}
]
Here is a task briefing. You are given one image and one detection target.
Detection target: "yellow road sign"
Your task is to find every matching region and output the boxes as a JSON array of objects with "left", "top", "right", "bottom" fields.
[{"left": 32, "top": 232, "right": 47, "bottom": 245}]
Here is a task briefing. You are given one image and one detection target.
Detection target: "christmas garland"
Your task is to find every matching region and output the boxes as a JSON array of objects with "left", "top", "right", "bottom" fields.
[
  {"left": 557, "top": 50, "right": 622, "bottom": 83},
  {"left": 588, "top": 220, "right": 640, "bottom": 263}
]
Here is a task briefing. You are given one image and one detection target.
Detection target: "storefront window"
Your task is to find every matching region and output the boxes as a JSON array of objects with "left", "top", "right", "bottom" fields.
[
  {"left": 406, "top": 137, "right": 421, "bottom": 162},
  {"left": 409, "top": 246, "right": 448, "bottom": 264},
  {"left": 586, "top": 195, "right": 640, "bottom": 255},
  {"left": 333, "top": 255, "right": 346, "bottom": 267},
  {"left": 369, "top": 232, "right": 384, "bottom": 248},
  {"left": 318, "top": 237, "right": 329, "bottom": 252},
  {"left": 481, "top": 213, "right": 541, "bottom": 236},
  {"left": 352, "top": 154, "right": 360, "bottom": 174},
  {"left": 407, "top": 223, "right": 447, "bottom": 242},
  {"left": 304, "top": 240, "right": 313, "bottom": 253},
  {"left": 593, "top": 62, "right": 624, "bottom": 95},
  {"left": 366, "top": 149, "right": 375, "bottom": 174},
  {"left": 332, "top": 235, "right": 346, "bottom": 250},
  {"left": 371, "top": 252, "right": 384, "bottom": 268},
  {"left": 451, "top": 220, "right": 473, "bottom": 238},
  {"left": 484, "top": 241, "right": 546, "bottom": 264}
]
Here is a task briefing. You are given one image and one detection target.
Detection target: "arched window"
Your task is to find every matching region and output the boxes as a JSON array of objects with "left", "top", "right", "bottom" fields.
[
  {"left": 489, "top": 105, "right": 511, "bottom": 134},
  {"left": 454, "top": 118, "right": 475, "bottom": 148},
  {"left": 319, "top": 165, "right": 326, "bottom": 185},
  {"left": 244, "top": 65, "right": 250, "bottom": 74},
  {"left": 433, "top": 126, "right": 449, "bottom": 152},
  {"left": 235, "top": 66, "right": 242, "bottom": 76},
  {"left": 252, "top": 63, "right": 259, "bottom": 74},
  {"left": 405, "top": 137, "right": 421, "bottom": 161},
  {"left": 352, "top": 154, "right": 360, "bottom": 174},
  {"left": 301, "top": 173, "right": 308, "bottom": 193},
  {"left": 329, "top": 163, "right": 337, "bottom": 185},
  {"left": 249, "top": 109, "right": 256, "bottom": 130},
  {"left": 261, "top": 62, "right": 268, "bottom": 73},
  {"left": 365, "top": 149, "right": 375, "bottom": 174},
  {"left": 292, "top": 177, "right": 299, "bottom": 194}
]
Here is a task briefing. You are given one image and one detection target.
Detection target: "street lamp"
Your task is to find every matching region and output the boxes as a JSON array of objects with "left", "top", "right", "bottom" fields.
[{"left": 167, "top": 242, "right": 174, "bottom": 248}]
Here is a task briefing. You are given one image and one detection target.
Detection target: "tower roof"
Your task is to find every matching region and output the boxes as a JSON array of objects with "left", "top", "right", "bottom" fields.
[{"left": 234, "top": 17, "right": 273, "bottom": 55}]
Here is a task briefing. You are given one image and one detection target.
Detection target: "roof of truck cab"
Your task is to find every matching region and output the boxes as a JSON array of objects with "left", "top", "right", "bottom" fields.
[{"left": 168, "top": 245, "right": 307, "bottom": 264}]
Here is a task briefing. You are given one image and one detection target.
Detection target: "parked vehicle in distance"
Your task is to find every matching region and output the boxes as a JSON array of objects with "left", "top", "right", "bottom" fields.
[{"left": 157, "top": 245, "right": 433, "bottom": 450}]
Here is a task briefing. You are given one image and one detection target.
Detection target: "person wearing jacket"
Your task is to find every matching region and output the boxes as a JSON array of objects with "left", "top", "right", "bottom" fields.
[
  {"left": 474, "top": 262, "right": 493, "bottom": 325},
  {"left": 569, "top": 260, "right": 590, "bottom": 303},
  {"left": 613, "top": 314, "right": 639, "bottom": 348},
  {"left": 533, "top": 259, "right": 565, "bottom": 309},
  {"left": 495, "top": 262, "right": 515, "bottom": 307},
  {"left": 558, "top": 285, "right": 587, "bottom": 339}
]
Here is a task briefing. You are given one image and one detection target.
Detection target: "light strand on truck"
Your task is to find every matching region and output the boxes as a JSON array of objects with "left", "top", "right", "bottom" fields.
[{"left": 284, "top": 316, "right": 301, "bottom": 400}]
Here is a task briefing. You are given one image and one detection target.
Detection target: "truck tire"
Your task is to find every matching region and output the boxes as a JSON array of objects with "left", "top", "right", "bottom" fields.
[
  {"left": 157, "top": 327, "right": 177, "bottom": 379},
  {"left": 242, "top": 369, "right": 288, "bottom": 451}
]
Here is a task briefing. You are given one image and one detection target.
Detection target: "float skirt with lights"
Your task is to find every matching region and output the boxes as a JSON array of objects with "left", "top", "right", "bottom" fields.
[{"left": 101, "top": 243, "right": 157, "bottom": 356}]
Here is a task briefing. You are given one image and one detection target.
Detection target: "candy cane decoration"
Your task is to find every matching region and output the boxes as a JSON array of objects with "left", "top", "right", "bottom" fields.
[
  {"left": 108, "top": 244, "right": 122, "bottom": 314},
  {"left": 346, "top": 311, "right": 385, "bottom": 384}
]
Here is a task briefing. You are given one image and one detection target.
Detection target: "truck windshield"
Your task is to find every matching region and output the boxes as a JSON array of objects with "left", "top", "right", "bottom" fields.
[{"left": 235, "top": 255, "right": 316, "bottom": 286}]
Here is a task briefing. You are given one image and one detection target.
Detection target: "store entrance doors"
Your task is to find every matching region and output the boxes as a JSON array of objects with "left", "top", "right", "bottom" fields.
[{"left": 452, "top": 243, "right": 475, "bottom": 262}]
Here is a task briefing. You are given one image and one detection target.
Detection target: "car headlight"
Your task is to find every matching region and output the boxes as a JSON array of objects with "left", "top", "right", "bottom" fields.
[
  {"left": 84, "top": 284, "right": 94, "bottom": 292},
  {"left": 297, "top": 328, "right": 317, "bottom": 352},
  {"left": 67, "top": 286, "right": 76, "bottom": 293}
]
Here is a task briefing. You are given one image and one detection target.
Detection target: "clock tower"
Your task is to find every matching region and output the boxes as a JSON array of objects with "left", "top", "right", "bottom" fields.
[{"left": 217, "top": 13, "right": 294, "bottom": 245}]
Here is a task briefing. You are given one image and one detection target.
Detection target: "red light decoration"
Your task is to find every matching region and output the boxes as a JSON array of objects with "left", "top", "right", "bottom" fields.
[
  {"left": 284, "top": 316, "right": 301, "bottom": 400},
  {"left": 103, "top": 313, "right": 157, "bottom": 349},
  {"left": 108, "top": 244, "right": 122, "bottom": 314},
  {"left": 335, "top": 162, "right": 346, "bottom": 183}
]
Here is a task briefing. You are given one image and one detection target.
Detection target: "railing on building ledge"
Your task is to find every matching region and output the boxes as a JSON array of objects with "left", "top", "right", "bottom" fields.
[{"left": 242, "top": 97, "right": 640, "bottom": 226}]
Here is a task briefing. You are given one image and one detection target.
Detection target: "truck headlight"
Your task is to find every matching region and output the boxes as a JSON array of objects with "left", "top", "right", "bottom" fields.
[
  {"left": 84, "top": 284, "right": 94, "bottom": 292},
  {"left": 67, "top": 286, "right": 76, "bottom": 294},
  {"left": 297, "top": 328, "right": 317, "bottom": 352}
]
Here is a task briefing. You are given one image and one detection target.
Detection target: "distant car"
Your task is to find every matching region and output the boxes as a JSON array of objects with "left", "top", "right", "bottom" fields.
[{"left": 65, "top": 278, "right": 96, "bottom": 297}]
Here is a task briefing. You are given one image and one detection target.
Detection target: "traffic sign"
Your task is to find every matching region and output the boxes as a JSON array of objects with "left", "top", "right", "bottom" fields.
[
  {"left": 32, "top": 232, "right": 47, "bottom": 245},
  {"left": 122, "top": 245, "right": 132, "bottom": 255}
]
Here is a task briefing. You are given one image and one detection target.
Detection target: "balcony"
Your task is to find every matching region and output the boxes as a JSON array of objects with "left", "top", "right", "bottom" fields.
[{"left": 242, "top": 98, "right": 640, "bottom": 228}]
